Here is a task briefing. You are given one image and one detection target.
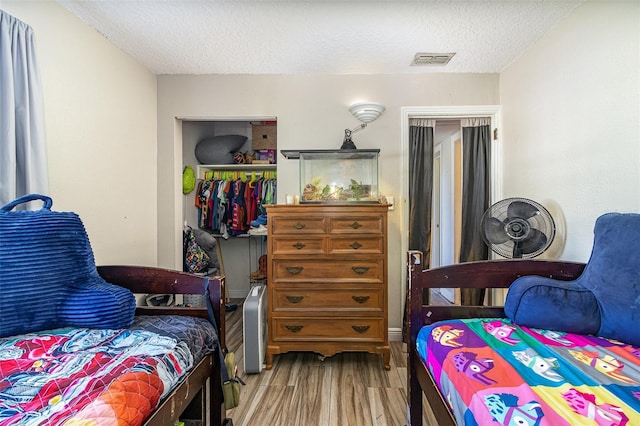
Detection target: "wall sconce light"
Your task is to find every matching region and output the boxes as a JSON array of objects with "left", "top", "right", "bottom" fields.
[{"left": 341, "top": 102, "right": 386, "bottom": 150}]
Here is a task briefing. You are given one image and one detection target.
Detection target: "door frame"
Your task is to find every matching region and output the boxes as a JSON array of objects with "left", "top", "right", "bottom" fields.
[
  {"left": 431, "top": 145, "right": 441, "bottom": 268},
  {"left": 399, "top": 105, "right": 502, "bottom": 306}
]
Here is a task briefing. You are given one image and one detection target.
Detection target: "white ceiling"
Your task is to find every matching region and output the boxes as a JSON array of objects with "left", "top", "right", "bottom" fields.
[{"left": 57, "top": 0, "right": 585, "bottom": 75}]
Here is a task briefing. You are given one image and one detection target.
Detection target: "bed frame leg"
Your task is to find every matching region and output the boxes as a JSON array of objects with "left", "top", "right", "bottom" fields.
[
  {"left": 408, "top": 362, "right": 423, "bottom": 426},
  {"left": 209, "top": 359, "right": 226, "bottom": 425}
]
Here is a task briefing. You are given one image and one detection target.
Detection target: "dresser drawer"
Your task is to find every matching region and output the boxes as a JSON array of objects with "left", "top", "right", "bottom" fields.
[
  {"left": 271, "top": 216, "right": 326, "bottom": 234},
  {"left": 270, "top": 317, "right": 385, "bottom": 342},
  {"left": 272, "top": 259, "right": 383, "bottom": 282},
  {"left": 328, "top": 236, "right": 384, "bottom": 255},
  {"left": 271, "top": 236, "right": 326, "bottom": 255},
  {"left": 329, "top": 216, "right": 384, "bottom": 234},
  {"left": 272, "top": 288, "right": 384, "bottom": 312}
]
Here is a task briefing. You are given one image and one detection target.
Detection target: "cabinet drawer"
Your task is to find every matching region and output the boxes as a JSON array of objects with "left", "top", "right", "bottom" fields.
[
  {"left": 329, "top": 216, "right": 383, "bottom": 234},
  {"left": 271, "top": 216, "right": 326, "bottom": 234},
  {"left": 271, "top": 237, "right": 325, "bottom": 255},
  {"left": 272, "top": 288, "right": 383, "bottom": 312},
  {"left": 271, "top": 318, "right": 385, "bottom": 342},
  {"left": 328, "top": 237, "right": 384, "bottom": 255},
  {"left": 272, "top": 259, "right": 383, "bottom": 282}
]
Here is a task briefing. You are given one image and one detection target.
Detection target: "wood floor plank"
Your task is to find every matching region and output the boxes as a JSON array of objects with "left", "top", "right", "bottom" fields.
[
  {"left": 290, "top": 362, "right": 331, "bottom": 425},
  {"left": 328, "top": 351, "right": 388, "bottom": 425},
  {"left": 225, "top": 298, "right": 425, "bottom": 425},
  {"left": 391, "top": 342, "right": 407, "bottom": 368},
  {"left": 241, "top": 385, "right": 296, "bottom": 425},
  {"left": 368, "top": 387, "right": 409, "bottom": 426},
  {"left": 229, "top": 383, "right": 268, "bottom": 425},
  {"left": 329, "top": 380, "right": 374, "bottom": 426}
]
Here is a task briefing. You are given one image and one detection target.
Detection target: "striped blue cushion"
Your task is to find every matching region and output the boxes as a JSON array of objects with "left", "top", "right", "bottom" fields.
[{"left": 0, "top": 194, "right": 135, "bottom": 337}]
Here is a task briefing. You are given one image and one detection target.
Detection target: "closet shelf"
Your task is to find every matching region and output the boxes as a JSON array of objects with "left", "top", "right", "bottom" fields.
[
  {"left": 203, "top": 232, "right": 265, "bottom": 239},
  {"left": 197, "top": 163, "right": 277, "bottom": 181},
  {"left": 197, "top": 164, "right": 276, "bottom": 174}
]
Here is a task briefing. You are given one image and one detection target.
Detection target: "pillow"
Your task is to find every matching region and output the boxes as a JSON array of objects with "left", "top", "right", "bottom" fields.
[
  {"left": 194, "top": 135, "right": 247, "bottom": 164},
  {"left": 504, "top": 275, "right": 600, "bottom": 335},
  {"left": 505, "top": 213, "right": 640, "bottom": 346},
  {"left": 0, "top": 194, "right": 136, "bottom": 337},
  {"left": 60, "top": 277, "right": 137, "bottom": 329}
]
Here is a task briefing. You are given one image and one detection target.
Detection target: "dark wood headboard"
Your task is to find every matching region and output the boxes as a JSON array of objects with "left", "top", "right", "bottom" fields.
[
  {"left": 97, "top": 265, "right": 227, "bottom": 351},
  {"left": 405, "top": 250, "right": 586, "bottom": 426}
]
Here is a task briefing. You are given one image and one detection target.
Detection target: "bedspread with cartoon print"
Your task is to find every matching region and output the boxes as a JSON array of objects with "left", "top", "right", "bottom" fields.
[
  {"left": 0, "top": 315, "right": 218, "bottom": 425},
  {"left": 417, "top": 318, "right": 640, "bottom": 425}
]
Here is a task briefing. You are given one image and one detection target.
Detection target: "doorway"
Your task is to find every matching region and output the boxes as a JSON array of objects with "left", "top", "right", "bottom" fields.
[
  {"left": 431, "top": 120, "right": 462, "bottom": 302},
  {"left": 400, "top": 106, "right": 502, "bottom": 305}
]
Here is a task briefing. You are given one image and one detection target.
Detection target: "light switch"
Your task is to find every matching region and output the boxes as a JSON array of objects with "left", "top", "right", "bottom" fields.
[{"left": 387, "top": 196, "right": 394, "bottom": 210}]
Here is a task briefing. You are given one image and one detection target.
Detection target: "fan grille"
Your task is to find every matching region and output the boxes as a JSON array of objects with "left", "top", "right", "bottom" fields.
[{"left": 481, "top": 197, "right": 556, "bottom": 259}]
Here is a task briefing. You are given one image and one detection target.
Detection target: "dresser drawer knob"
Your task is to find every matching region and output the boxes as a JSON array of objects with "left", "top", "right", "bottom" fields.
[
  {"left": 349, "top": 221, "right": 362, "bottom": 229},
  {"left": 293, "top": 242, "right": 306, "bottom": 249},
  {"left": 352, "top": 295, "right": 370, "bottom": 304},
  {"left": 351, "top": 266, "right": 370, "bottom": 275},
  {"left": 350, "top": 242, "right": 362, "bottom": 249},
  {"left": 352, "top": 325, "right": 370, "bottom": 333},
  {"left": 285, "top": 266, "right": 304, "bottom": 275},
  {"left": 294, "top": 222, "right": 306, "bottom": 230},
  {"left": 286, "top": 295, "right": 304, "bottom": 303},
  {"left": 285, "top": 325, "right": 304, "bottom": 333}
]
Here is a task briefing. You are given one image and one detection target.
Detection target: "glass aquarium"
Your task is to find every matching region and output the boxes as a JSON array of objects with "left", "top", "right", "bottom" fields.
[{"left": 282, "top": 149, "right": 380, "bottom": 203}]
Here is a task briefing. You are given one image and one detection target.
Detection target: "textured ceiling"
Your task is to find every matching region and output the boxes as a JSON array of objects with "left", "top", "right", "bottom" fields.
[{"left": 57, "top": 0, "right": 585, "bottom": 75}]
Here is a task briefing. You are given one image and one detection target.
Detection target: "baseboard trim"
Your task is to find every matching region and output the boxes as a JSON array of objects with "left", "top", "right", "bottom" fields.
[
  {"left": 388, "top": 327, "right": 403, "bottom": 342},
  {"left": 229, "top": 289, "right": 249, "bottom": 299}
]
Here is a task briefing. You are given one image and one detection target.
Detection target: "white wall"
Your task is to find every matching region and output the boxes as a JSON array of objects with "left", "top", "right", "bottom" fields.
[
  {"left": 1, "top": 1, "right": 158, "bottom": 266},
  {"left": 158, "top": 73, "right": 500, "bottom": 330},
  {"left": 500, "top": 1, "right": 640, "bottom": 261}
]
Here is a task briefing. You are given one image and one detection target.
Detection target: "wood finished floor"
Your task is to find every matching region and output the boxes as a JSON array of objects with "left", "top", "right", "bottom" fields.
[{"left": 224, "top": 298, "right": 442, "bottom": 426}]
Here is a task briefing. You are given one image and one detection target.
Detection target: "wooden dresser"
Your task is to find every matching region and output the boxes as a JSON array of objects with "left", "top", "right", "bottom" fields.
[{"left": 265, "top": 204, "right": 390, "bottom": 370}]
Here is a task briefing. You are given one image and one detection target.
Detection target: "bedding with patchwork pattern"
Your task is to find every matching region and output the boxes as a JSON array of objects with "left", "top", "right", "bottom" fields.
[
  {"left": 0, "top": 315, "right": 218, "bottom": 425},
  {"left": 417, "top": 318, "right": 640, "bottom": 425}
]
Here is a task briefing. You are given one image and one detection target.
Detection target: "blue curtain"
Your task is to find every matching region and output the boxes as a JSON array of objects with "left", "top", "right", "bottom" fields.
[{"left": 0, "top": 11, "right": 48, "bottom": 208}]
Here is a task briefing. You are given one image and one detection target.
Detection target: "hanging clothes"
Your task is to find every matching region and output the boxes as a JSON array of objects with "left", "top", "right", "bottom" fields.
[{"left": 195, "top": 172, "right": 277, "bottom": 237}]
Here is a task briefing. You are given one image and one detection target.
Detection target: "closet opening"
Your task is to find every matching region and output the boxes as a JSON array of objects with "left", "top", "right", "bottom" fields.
[{"left": 180, "top": 117, "right": 277, "bottom": 301}]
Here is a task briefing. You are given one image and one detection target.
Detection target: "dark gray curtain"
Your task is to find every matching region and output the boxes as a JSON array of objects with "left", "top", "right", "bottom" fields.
[
  {"left": 408, "top": 119, "right": 435, "bottom": 265},
  {"left": 404, "top": 119, "right": 434, "bottom": 342},
  {"left": 459, "top": 119, "right": 491, "bottom": 305}
]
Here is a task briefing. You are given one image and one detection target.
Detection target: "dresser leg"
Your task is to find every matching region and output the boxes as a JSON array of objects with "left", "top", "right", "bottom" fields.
[
  {"left": 380, "top": 346, "right": 391, "bottom": 370},
  {"left": 265, "top": 347, "right": 276, "bottom": 370}
]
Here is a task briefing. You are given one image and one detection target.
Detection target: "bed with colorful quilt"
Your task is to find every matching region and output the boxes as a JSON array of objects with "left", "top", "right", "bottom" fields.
[
  {"left": 406, "top": 249, "right": 640, "bottom": 426},
  {"left": 417, "top": 317, "right": 640, "bottom": 425},
  {"left": 0, "top": 266, "right": 227, "bottom": 426},
  {"left": 1, "top": 195, "right": 229, "bottom": 425}
]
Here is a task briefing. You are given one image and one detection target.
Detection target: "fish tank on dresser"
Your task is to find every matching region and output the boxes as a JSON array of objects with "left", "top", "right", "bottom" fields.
[{"left": 281, "top": 149, "right": 380, "bottom": 203}]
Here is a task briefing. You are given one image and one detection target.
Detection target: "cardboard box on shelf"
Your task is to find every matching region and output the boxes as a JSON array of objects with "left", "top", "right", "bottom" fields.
[{"left": 252, "top": 124, "right": 277, "bottom": 150}]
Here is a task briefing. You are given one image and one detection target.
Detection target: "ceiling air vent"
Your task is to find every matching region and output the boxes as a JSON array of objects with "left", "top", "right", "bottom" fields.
[{"left": 411, "top": 52, "right": 455, "bottom": 66}]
